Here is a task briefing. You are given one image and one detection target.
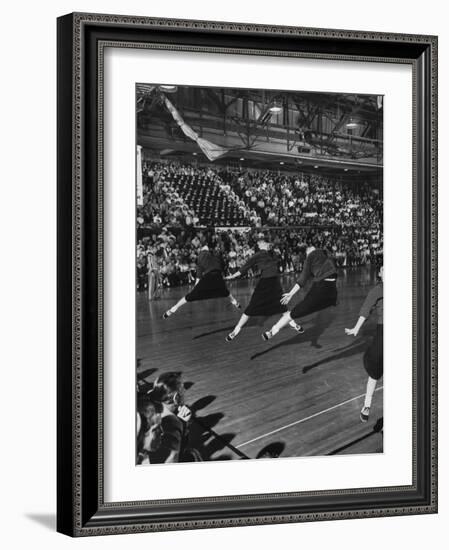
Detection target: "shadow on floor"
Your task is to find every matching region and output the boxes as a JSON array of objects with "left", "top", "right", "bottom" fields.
[
  {"left": 190, "top": 395, "right": 217, "bottom": 413},
  {"left": 327, "top": 417, "right": 383, "bottom": 455},
  {"left": 25, "top": 513, "right": 56, "bottom": 531},
  {"left": 302, "top": 340, "right": 366, "bottom": 374},
  {"left": 189, "top": 410, "right": 247, "bottom": 460},
  {"left": 250, "top": 308, "right": 338, "bottom": 360},
  {"left": 137, "top": 367, "right": 159, "bottom": 380},
  {"left": 193, "top": 325, "right": 236, "bottom": 339},
  {"left": 193, "top": 315, "right": 274, "bottom": 340},
  {"left": 256, "top": 442, "right": 286, "bottom": 459}
]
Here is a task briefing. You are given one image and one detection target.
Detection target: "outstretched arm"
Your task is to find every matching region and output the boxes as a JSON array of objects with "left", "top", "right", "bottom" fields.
[
  {"left": 280, "top": 283, "right": 300, "bottom": 305},
  {"left": 346, "top": 285, "right": 382, "bottom": 336},
  {"left": 229, "top": 253, "right": 258, "bottom": 280},
  {"left": 345, "top": 316, "right": 366, "bottom": 336},
  {"left": 225, "top": 270, "right": 241, "bottom": 280}
]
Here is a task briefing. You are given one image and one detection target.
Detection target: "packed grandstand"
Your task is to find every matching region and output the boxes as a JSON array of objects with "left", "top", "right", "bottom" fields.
[{"left": 136, "top": 160, "right": 383, "bottom": 290}]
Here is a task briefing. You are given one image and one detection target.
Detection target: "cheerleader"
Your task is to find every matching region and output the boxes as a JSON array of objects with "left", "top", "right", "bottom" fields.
[
  {"left": 262, "top": 245, "right": 338, "bottom": 340},
  {"left": 345, "top": 266, "right": 383, "bottom": 422},
  {"left": 162, "top": 244, "right": 240, "bottom": 318},
  {"left": 225, "top": 237, "right": 302, "bottom": 342}
]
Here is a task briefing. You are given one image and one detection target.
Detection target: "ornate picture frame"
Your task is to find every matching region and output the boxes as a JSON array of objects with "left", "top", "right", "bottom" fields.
[{"left": 57, "top": 12, "right": 437, "bottom": 536}]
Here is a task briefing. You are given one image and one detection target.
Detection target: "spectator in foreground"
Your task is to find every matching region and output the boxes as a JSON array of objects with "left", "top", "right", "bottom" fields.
[
  {"left": 146, "top": 372, "right": 194, "bottom": 463},
  {"left": 136, "top": 394, "right": 162, "bottom": 464}
]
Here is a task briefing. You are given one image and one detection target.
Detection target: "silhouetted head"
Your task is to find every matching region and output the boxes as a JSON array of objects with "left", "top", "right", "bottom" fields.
[
  {"left": 256, "top": 234, "right": 270, "bottom": 251},
  {"left": 147, "top": 371, "right": 185, "bottom": 412},
  {"left": 138, "top": 392, "right": 162, "bottom": 418}
]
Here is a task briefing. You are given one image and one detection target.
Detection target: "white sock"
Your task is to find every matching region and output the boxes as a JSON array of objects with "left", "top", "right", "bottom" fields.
[
  {"left": 271, "top": 317, "right": 287, "bottom": 335},
  {"left": 364, "top": 377, "right": 377, "bottom": 408}
]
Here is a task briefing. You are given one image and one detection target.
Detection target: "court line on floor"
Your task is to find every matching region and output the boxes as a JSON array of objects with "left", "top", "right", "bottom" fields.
[{"left": 236, "top": 386, "right": 383, "bottom": 449}]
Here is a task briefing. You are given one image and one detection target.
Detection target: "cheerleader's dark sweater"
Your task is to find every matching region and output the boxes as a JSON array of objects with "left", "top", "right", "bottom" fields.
[
  {"left": 239, "top": 251, "right": 280, "bottom": 278},
  {"left": 297, "top": 249, "right": 337, "bottom": 287},
  {"left": 359, "top": 283, "right": 383, "bottom": 324},
  {"left": 196, "top": 250, "right": 222, "bottom": 278}
]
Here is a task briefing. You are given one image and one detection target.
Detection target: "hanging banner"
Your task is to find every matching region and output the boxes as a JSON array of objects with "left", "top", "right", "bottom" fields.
[
  {"left": 163, "top": 96, "right": 228, "bottom": 161},
  {"left": 136, "top": 145, "right": 143, "bottom": 206}
]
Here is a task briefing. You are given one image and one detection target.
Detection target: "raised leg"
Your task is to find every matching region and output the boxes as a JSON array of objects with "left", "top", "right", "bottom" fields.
[
  {"left": 363, "top": 376, "right": 377, "bottom": 408},
  {"left": 163, "top": 297, "right": 187, "bottom": 319},
  {"left": 288, "top": 319, "right": 304, "bottom": 333},
  {"left": 226, "top": 313, "right": 249, "bottom": 341},
  {"left": 360, "top": 376, "right": 377, "bottom": 422},
  {"left": 262, "top": 312, "right": 293, "bottom": 341}
]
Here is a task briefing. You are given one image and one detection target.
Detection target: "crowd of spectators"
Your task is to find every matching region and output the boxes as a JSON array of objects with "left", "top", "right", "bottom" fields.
[
  {"left": 137, "top": 160, "right": 382, "bottom": 230},
  {"left": 135, "top": 159, "right": 382, "bottom": 291},
  {"left": 137, "top": 162, "right": 248, "bottom": 228},
  {"left": 221, "top": 168, "right": 382, "bottom": 227},
  {"left": 137, "top": 225, "right": 383, "bottom": 291},
  {"left": 137, "top": 163, "right": 200, "bottom": 229}
]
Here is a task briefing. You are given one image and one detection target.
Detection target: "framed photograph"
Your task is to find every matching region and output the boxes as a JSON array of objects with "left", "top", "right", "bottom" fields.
[{"left": 57, "top": 12, "right": 438, "bottom": 536}]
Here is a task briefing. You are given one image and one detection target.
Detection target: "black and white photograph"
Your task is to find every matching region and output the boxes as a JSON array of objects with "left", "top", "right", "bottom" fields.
[
  {"left": 135, "top": 84, "right": 384, "bottom": 465},
  {"left": 1, "top": 0, "right": 442, "bottom": 545}
]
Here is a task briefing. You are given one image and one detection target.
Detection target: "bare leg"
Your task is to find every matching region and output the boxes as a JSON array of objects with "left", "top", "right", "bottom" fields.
[
  {"left": 262, "top": 312, "right": 304, "bottom": 340},
  {"left": 266, "top": 312, "right": 292, "bottom": 337},
  {"left": 226, "top": 313, "right": 249, "bottom": 341},
  {"left": 163, "top": 297, "right": 187, "bottom": 319},
  {"left": 360, "top": 376, "right": 377, "bottom": 422},
  {"left": 363, "top": 376, "right": 377, "bottom": 408}
]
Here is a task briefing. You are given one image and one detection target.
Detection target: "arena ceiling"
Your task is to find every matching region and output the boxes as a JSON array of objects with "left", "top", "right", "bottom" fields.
[{"left": 136, "top": 84, "right": 383, "bottom": 175}]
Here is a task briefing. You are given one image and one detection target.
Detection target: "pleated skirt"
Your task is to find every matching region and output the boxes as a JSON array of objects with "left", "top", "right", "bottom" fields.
[
  {"left": 185, "top": 270, "right": 230, "bottom": 302},
  {"left": 244, "top": 277, "right": 287, "bottom": 316}
]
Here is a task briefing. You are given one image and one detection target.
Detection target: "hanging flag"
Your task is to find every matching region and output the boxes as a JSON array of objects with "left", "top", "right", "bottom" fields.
[
  {"left": 163, "top": 96, "right": 228, "bottom": 161},
  {"left": 136, "top": 145, "right": 143, "bottom": 206}
]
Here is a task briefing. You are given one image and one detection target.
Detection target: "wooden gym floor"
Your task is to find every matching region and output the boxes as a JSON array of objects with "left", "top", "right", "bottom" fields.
[{"left": 136, "top": 266, "right": 383, "bottom": 461}]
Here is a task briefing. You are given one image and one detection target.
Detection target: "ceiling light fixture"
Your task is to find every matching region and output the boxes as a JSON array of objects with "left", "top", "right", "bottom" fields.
[
  {"left": 159, "top": 85, "right": 178, "bottom": 93},
  {"left": 269, "top": 100, "right": 282, "bottom": 114},
  {"left": 346, "top": 117, "right": 359, "bottom": 128}
]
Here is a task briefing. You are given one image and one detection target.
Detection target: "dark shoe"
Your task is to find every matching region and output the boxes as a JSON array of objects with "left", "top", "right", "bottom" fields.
[
  {"left": 360, "top": 406, "right": 370, "bottom": 423},
  {"left": 162, "top": 310, "right": 173, "bottom": 319},
  {"left": 262, "top": 330, "right": 273, "bottom": 341},
  {"left": 226, "top": 332, "right": 237, "bottom": 342}
]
